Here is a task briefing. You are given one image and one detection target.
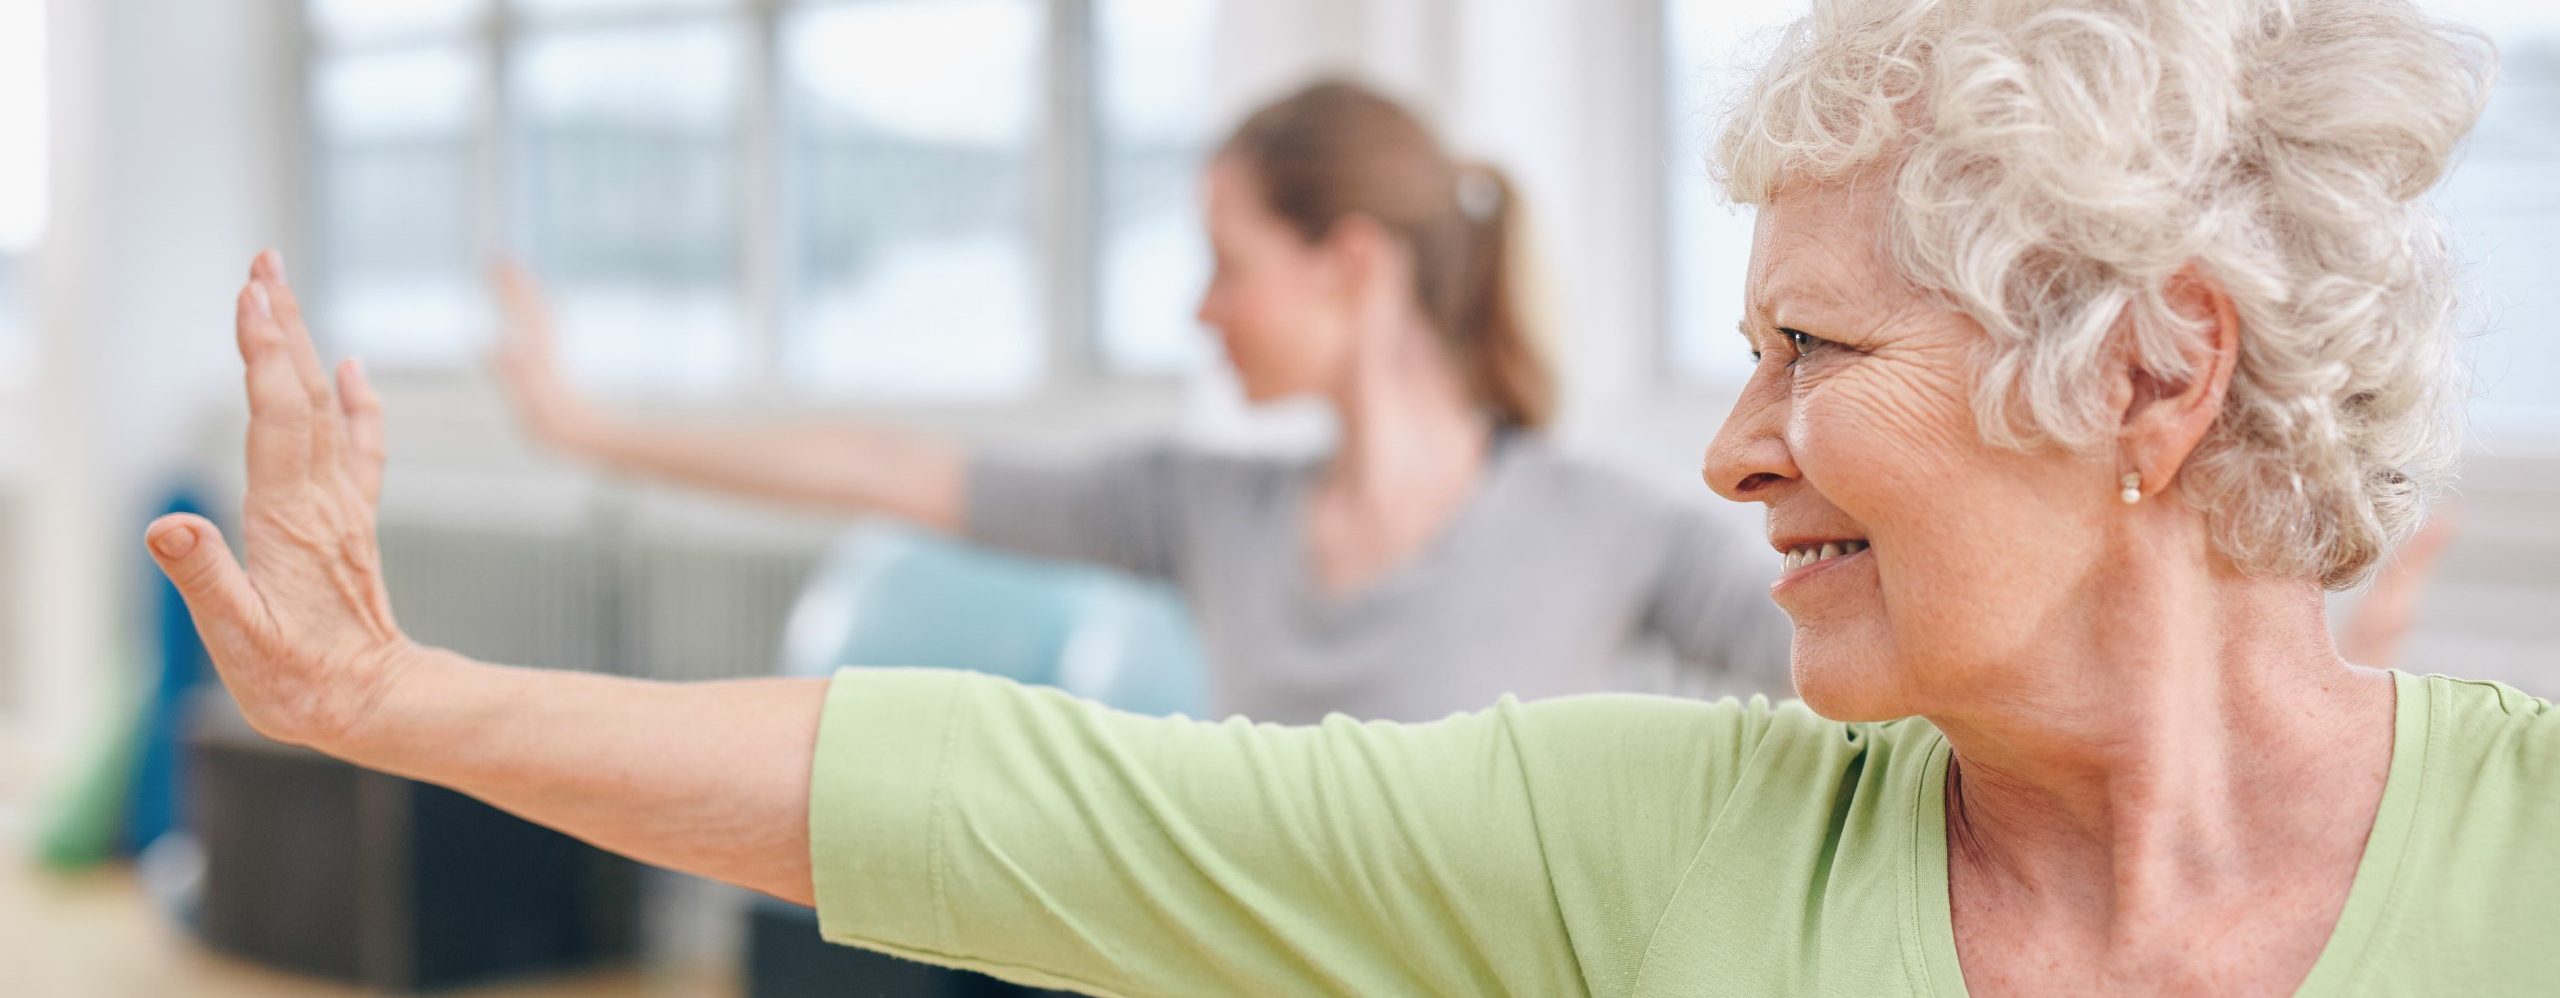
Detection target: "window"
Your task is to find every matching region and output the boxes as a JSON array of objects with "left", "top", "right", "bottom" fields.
[
  {"left": 2432, "top": 3, "right": 2560, "bottom": 437},
  {"left": 782, "top": 0, "right": 1043, "bottom": 397},
  {"left": 1095, "top": 0, "right": 1218, "bottom": 376},
  {"left": 310, "top": 42, "right": 485, "bottom": 367},
  {"left": 1660, "top": 0, "right": 1802, "bottom": 385},
  {"left": 305, "top": 0, "right": 1221, "bottom": 401},
  {"left": 515, "top": 13, "right": 748, "bottom": 394}
]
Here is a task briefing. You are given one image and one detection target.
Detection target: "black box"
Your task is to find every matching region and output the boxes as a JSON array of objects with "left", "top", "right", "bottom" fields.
[{"left": 186, "top": 690, "right": 639, "bottom": 992}]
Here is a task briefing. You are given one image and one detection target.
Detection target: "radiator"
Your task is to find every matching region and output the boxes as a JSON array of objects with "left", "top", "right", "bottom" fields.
[
  {"left": 623, "top": 536, "right": 821, "bottom": 682},
  {"left": 375, "top": 511, "right": 820, "bottom": 682},
  {"left": 379, "top": 520, "right": 615, "bottom": 674}
]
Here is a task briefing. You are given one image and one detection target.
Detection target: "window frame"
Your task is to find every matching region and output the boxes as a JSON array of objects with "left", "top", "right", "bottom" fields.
[{"left": 301, "top": 0, "right": 1195, "bottom": 407}]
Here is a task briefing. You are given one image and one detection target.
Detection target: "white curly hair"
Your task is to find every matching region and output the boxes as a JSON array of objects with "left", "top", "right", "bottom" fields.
[{"left": 1715, "top": 0, "right": 2497, "bottom": 588}]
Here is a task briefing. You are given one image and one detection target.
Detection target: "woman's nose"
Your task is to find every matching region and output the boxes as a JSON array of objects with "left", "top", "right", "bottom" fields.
[{"left": 1704, "top": 374, "right": 1799, "bottom": 503}]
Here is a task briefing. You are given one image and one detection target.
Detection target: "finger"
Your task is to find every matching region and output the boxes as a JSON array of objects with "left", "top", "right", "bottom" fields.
[
  {"left": 250, "top": 246, "right": 289, "bottom": 284},
  {"left": 255, "top": 254, "right": 349, "bottom": 476},
  {"left": 238, "top": 279, "right": 314, "bottom": 484},
  {"left": 146, "top": 514, "right": 266, "bottom": 643},
  {"left": 491, "top": 259, "right": 558, "bottom": 351},
  {"left": 259, "top": 253, "right": 334, "bottom": 408},
  {"left": 338, "top": 358, "right": 386, "bottom": 505}
]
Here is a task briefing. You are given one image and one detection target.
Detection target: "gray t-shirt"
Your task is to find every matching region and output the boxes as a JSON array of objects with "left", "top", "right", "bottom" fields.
[{"left": 963, "top": 434, "right": 1793, "bottom": 724}]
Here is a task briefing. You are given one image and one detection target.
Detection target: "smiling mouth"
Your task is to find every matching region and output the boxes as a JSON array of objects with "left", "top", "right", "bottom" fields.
[{"left": 1781, "top": 539, "right": 1869, "bottom": 573}]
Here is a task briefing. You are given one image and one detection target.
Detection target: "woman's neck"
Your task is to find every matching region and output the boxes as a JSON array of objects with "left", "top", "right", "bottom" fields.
[
  {"left": 1931, "top": 555, "right": 2397, "bottom": 980},
  {"left": 1323, "top": 317, "right": 1493, "bottom": 510},
  {"left": 1303, "top": 316, "right": 1494, "bottom": 594}
]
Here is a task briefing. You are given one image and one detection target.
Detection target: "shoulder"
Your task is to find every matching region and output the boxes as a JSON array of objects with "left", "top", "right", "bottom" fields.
[
  {"left": 1081, "top": 438, "right": 1313, "bottom": 502},
  {"left": 1488, "top": 694, "right": 1938, "bottom": 990},
  {"left": 1495, "top": 440, "right": 1770, "bottom": 573},
  {"left": 1493, "top": 693, "right": 1924, "bottom": 820},
  {"left": 1498, "top": 438, "right": 1676, "bottom": 509},
  {"left": 1489, "top": 439, "right": 1738, "bottom": 543},
  {"left": 2415, "top": 672, "right": 2559, "bottom": 787},
  {"left": 2400, "top": 672, "right": 2560, "bottom": 885},
  {"left": 2365, "top": 674, "right": 2560, "bottom": 987}
]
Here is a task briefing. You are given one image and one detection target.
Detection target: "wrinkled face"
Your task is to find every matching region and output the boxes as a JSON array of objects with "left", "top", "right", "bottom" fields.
[
  {"left": 1706, "top": 182, "right": 2120, "bottom": 721},
  {"left": 1194, "top": 157, "right": 1358, "bottom": 403}
]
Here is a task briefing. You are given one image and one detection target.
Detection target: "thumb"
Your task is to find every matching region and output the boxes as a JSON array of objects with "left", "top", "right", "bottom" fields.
[{"left": 146, "top": 513, "right": 261, "bottom": 631}]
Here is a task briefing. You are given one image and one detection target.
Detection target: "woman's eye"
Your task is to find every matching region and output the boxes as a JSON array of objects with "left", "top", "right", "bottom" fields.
[{"left": 1780, "top": 328, "right": 1826, "bottom": 364}]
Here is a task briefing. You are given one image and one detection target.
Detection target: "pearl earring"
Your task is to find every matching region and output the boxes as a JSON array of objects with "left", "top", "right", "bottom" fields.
[{"left": 2120, "top": 472, "right": 2142, "bottom": 505}]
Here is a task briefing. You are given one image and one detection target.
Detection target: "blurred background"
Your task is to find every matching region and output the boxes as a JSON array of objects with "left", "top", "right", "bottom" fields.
[{"left": 0, "top": 0, "right": 2552, "bottom": 995}]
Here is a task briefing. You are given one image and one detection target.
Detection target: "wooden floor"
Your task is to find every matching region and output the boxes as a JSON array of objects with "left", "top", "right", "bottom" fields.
[{"left": 0, "top": 743, "right": 739, "bottom": 998}]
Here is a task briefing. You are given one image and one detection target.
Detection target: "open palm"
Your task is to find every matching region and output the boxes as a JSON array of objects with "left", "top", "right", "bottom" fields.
[{"left": 145, "top": 251, "right": 415, "bottom": 748}]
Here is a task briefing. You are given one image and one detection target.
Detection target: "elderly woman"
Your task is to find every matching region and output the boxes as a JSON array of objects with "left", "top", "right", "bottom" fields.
[{"left": 150, "top": 0, "right": 2551, "bottom": 993}]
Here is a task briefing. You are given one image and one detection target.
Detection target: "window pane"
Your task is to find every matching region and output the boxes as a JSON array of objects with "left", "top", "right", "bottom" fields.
[
  {"left": 1663, "top": 0, "right": 1804, "bottom": 384},
  {"left": 312, "top": 47, "right": 485, "bottom": 365},
  {"left": 782, "top": 0, "right": 1044, "bottom": 399},
  {"left": 515, "top": 18, "right": 745, "bottom": 394},
  {"left": 2436, "top": 12, "right": 2560, "bottom": 435},
  {"left": 308, "top": 0, "right": 486, "bottom": 46},
  {"left": 1096, "top": 0, "right": 1217, "bottom": 375}
]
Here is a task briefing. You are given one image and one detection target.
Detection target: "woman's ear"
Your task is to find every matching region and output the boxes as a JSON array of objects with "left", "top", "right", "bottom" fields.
[
  {"left": 1318, "top": 213, "right": 1411, "bottom": 316},
  {"left": 2119, "top": 267, "right": 2242, "bottom": 499}
]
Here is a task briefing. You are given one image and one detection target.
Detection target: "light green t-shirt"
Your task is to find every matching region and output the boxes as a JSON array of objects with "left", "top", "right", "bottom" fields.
[{"left": 808, "top": 668, "right": 2559, "bottom": 996}]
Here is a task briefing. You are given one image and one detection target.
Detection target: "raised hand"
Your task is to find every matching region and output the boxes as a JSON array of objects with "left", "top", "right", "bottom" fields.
[
  {"left": 490, "top": 260, "right": 607, "bottom": 452},
  {"left": 145, "top": 250, "right": 416, "bottom": 749}
]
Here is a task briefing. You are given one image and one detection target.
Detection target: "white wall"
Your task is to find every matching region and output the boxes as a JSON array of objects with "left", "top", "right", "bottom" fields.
[{"left": 9, "top": 0, "right": 303, "bottom": 760}]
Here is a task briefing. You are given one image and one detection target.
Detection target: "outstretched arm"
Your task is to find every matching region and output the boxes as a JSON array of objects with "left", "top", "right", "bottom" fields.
[
  {"left": 150, "top": 253, "right": 1719, "bottom": 993},
  {"left": 150, "top": 252, "right": 826, "bottom": 903},
  {"left": 490, "top": 263, "right": 963, "bottom": 529}
]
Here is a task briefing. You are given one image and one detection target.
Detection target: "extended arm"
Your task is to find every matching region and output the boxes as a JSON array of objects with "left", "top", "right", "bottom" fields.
[
  {"left": 146, "top": 253, "right": 1675, "bottom": 994},
  {"left": 491, "top": 263, "right": 963, "bottom": 529}
]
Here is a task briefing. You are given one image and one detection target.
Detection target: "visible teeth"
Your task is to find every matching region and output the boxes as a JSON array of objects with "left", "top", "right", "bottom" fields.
[{"left": 1783, "top": 540, "right": 1869, "bottom": 572}]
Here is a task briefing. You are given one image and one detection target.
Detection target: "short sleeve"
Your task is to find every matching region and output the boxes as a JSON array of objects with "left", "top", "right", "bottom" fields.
[
  {"left": 961, "top": 442, "right": 1189, "bottom": 581},
  {"left": 806, "top": 669, "right": 1777, "bottom": 996}
]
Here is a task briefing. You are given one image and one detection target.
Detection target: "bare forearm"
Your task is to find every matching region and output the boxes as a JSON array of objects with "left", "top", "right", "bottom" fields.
[
  {"left": 331, "top": 648, "right": 829, "bottom": 904},
  {"left": 580, "top": 419, "right": 965, "bottom": 530}
]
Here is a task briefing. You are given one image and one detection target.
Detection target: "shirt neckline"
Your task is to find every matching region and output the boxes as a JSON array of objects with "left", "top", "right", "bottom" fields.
[{"left": 1904, "top": 670, "right": 2430, "bottom": 997}]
